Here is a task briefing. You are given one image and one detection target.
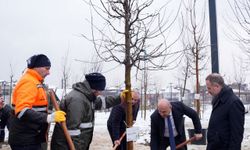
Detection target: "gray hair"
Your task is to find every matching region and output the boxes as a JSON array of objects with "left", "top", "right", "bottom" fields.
[{"left": 206, "top": 73, "right": 225, "bottom": 86}]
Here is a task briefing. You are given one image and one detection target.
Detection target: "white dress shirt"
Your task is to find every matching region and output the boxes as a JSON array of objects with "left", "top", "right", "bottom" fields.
[{"left": 164, "top": 111, "right": 178, "bottom": 137}]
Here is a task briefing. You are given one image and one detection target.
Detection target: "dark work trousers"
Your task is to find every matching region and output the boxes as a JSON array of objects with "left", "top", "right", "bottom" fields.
[
  {"left": 10, "top": 144, "right": 42, "bottom": 150},
  {"left": 0, "top": 128, "right": 5, "bottom": 142}
]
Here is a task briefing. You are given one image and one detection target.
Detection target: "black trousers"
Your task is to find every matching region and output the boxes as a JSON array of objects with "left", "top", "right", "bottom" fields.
[
  {"left": 0, "top": 128, "right": 5, "bottom": 142},
  {"left": 10, "top": 144, "right": 42, "bottom": 150}
]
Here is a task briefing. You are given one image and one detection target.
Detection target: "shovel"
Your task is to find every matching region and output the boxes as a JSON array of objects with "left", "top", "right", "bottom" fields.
[
  {"left": 176, "top": 136, "right": 196, "bottom": 149},
  {"left": 49, "top": 90, "right": 76, "bottom": 150}
]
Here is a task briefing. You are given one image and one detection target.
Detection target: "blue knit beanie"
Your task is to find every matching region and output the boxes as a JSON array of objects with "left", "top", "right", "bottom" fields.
[
  {"left": 27, "top": 54, "right": 51, "bottom": 69},
  {"left": 85, "top": 72, "right": 106, "bottom": 91}
]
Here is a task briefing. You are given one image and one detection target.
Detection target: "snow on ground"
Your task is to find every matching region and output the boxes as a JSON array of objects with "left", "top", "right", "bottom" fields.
[
  {"left": 91, "top": 104, "right": 250, "bottom": 150},
  {"left": 1, "top": 104, "right": 250, "bottom": 150}
]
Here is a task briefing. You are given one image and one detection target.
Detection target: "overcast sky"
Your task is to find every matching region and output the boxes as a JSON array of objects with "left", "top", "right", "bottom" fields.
[{"left": 0, "top": 0, "right": 248, "bottom": 91}]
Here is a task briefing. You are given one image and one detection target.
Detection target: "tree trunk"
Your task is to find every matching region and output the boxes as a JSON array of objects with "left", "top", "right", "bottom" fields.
[
  {"left": 124, "top": 0, "right": 133, "bottom": 149},
  {"left": 195, "top": 46, "right": 200, "bottom": 118}
]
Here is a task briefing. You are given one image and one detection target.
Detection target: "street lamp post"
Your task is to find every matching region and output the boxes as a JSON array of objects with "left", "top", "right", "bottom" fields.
[{"left": 209, "top": 0, "right": 219, "bottom": 73}]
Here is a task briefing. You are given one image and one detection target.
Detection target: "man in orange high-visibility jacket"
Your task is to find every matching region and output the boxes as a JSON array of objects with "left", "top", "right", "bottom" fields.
[{"left": 9, "top": 54, "right": 66, "bottom": 150}]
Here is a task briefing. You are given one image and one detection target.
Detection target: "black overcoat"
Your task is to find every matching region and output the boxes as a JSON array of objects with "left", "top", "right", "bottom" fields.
[
  {"left": 150, "top": 101, "right": 202, "bottom": 150},
  {"left": 207, "top": 86, "right": 245, "bottom": 150}
]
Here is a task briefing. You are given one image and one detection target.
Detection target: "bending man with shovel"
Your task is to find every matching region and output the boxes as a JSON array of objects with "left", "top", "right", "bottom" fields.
[{"left": 150, "top": 99, "right": 202, "bottom": 150}]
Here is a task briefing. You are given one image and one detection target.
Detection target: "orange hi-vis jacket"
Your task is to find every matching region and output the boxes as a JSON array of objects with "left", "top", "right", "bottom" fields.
[
  {"left": 12, "top": 69, "right": 48, "bottom": 116},
  {"left": 9, "top": 69, "right": 49, "bottom": 146}
]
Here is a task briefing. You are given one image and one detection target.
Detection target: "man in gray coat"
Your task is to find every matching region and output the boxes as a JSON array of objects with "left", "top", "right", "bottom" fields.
[{"left": 51, "top": 72, "right": 122, "bottom": 150}]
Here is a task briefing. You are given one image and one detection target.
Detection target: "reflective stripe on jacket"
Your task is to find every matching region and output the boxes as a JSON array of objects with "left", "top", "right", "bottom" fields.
[
  {"left": 12, "top": 69, "right": 48, "bottom": 115},
  {"left": 8, "top": 69, "right": 49, "bottom": 146},
  {"left": 51, "top": 81, "right": 121, "bottom": 150}
]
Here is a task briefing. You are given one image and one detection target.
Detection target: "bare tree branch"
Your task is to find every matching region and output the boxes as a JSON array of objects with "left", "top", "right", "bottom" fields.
[
  {"left": 180, "top": 0, "right": 210, "bottom": 117},
  {"left": 227, "top": 0, "right": 250, "bottom": 55},
  {"left": 83, "top": 0, "right": 183, "bottom": 70}
]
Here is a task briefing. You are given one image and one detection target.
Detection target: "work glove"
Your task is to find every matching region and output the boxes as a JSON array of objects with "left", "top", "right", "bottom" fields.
[
  {"left": 47, "top": 110, "right": 66, "bottom": 123},
  {"left": 120, "top": 90, "right": 129, "bottom": 99}
]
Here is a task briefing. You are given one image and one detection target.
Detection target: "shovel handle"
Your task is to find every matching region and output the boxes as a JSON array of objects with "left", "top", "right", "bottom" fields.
[
  {"left": 176, "top": 136, "right": 196, "bottom": 149},
  {"left": 49, "top": 90, "right": 76, "bottom": 150},
  {"left": 112, "top": 132, "right": 126, "bottom": 150}
]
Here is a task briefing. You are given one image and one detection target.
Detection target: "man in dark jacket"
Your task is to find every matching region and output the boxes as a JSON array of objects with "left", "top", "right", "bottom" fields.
[
  {"left": 0, "top": 92, "right": 12, "bottom": 148},
  {"left": 150, "top": 99, "right": 202, "bottom": 150},
  {"left": 206, "top": 73, "right": 245, "bottom": 150},
  {"left": 51, "top": 72, "right": 123, "bottom": 150},
  {"left": 107, "top": 91, "right": 140, "bottom": 150}
]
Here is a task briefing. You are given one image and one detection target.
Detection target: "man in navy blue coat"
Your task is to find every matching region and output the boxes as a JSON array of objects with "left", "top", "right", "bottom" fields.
[
  {"left": 150, "top": 99, "right": 202, "bottom": 150},
  {"left": 206, "top": 73, "right": 245, "bottom": 150},
  {"left": 107, "top": 91, "right": 140, "bottom": 150}
]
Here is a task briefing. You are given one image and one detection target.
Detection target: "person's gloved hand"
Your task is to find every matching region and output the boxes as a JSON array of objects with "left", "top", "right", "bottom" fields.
[
  {"left": 120, "top": 90, "right": 129, "bottom": 103},
  {"left": 47, "top": 110, "right": 66, "bottom": 123},
  {"left": 120, "top": 90, "right": 128, "bottom": 99}
]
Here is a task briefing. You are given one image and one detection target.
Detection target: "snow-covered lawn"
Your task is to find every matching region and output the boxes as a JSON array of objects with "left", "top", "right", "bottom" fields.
[
  {"left": 91, "top": 104, "right": 250, "bottom": 150},
  {"left": 1, "top": 104, "right": 250, "bottom": 150}
]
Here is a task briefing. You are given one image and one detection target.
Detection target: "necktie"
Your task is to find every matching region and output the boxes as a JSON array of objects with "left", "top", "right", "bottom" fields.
[{"left": 167, "top": 116, "right": 176, "bottom": 150}]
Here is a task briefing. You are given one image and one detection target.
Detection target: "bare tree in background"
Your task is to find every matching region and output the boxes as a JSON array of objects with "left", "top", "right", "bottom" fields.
[
  {"left": 9, "top": 63, "right": 15, "bottom": 104},
  {"left": 233, "top": 56, "right": 247, "bottom": 97},
  {"left": 89, "top": 55, "right": 103, "bottom": 73},
  {"left": 228, "top": 0, "right": 250, "bottom": 55},
  {"left": 61, "top": 49, "right": 71, "bottom": 97},
  {"left": 176, "top": 38, "right": 192, "bottom": 102},
  {"left": 75, "top": 54, "right": 103, "bottom": 81},
  {"left": 179, "top": 57, "right": 191, "bottom": 101},
  {"left": 83, "top": 0, "right": 183, "bottom": 149},
  {"left": 143, "top": 60, "right": 148, "bottom": 120},
  {"left": 181, "top": 0, "right": 210, "bottom": 117}
]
